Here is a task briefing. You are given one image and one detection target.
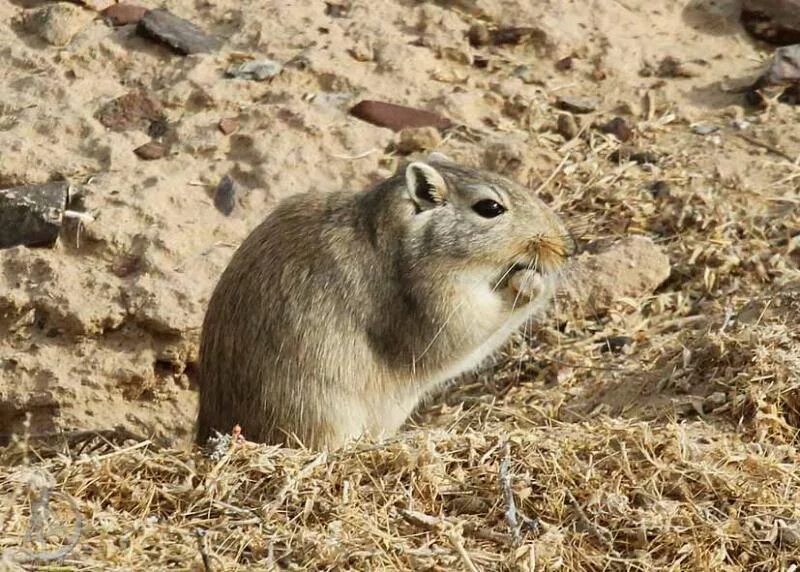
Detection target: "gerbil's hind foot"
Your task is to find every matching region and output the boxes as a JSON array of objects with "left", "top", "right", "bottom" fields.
[{"left": 509, "top": 269, "right": 545, "bottom": 302}]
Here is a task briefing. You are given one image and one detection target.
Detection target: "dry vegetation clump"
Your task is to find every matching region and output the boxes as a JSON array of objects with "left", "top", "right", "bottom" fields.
[{"left": 2, "top": 417, "right": 800, "bottom": 571}]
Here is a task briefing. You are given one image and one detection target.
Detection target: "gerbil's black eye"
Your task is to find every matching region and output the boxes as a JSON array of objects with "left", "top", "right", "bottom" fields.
[{"left": 472, "top": 199, "right": 506, "bottom": 218}]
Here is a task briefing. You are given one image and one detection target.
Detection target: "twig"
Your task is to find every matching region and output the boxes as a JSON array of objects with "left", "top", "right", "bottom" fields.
[
  {"left": 195, "top": 528, "right": 213, "bottom": 572},
  {"left": 446, "top": 529, "right": 480, "bottom": 572},
  {"left": 565, "top": 489, "right": 612, "bottom": 549},
  {"left": 499, "top": 442, "right": 539, "bottom": 545},
  {"left": 736, "top": 132, "right": 796, "bottom": 162}
]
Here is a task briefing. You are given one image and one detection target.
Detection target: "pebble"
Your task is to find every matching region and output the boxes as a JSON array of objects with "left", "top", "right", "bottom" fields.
[
  {"left": 134, "top": 141, "right": 168, "bottom": 160},
  {"left": 0, "top": 182, "right": 69, "bottom": 249},
  {"left": 137, "top": 8, "right": 220, "bottom": 55},
  {"left": 597, "top": 336, "right": 633, "bottom": 353},
  {"left": 555, "top": 56, "right": 574, "bottom": 71},
  {"left": 395, "top": 127, "right": 442, "bottom": 154},
  {"left": 24, "top": 3, "right": 89, "bottom": 47},
  {"left": 218, "top": 117, "right": 240, "bottom": 135},
  {"left": 101, "top": 3, "right": 148, "bottom": 26},
  {"left": 741, "top": 0, "right": 800, "bottom": 45},
  {"left": 555, "top": 95, "right": 599, "bottom": 114},
  {"left": 96, "top": 90, "right": 165, "bottom": 132},
  {"left": 556, "top": 114, "right": 579, "bottom": 140},
  {"left": 467, "top": 24, "right": 548, "bottom": 47},
  {"left": 599, "top": 116, "right": 633, "bottom": 142},
  {"left": 213, "top": 175, "right": 236, "bottom": 216},
  {"left": 349, "top": 100, "right": 453, "bottom": 132},
  {"left": 691, "top": 123, "right": 720, "bottom": 135},
  {"left": 512, "top": 65, "right": 540, "bottom": 85},
  {"left": 226, "top": 59, "right": 282, "bottom": 81},
  {"left": 610, "top": 146, "right": 659, "bottom": 165}
]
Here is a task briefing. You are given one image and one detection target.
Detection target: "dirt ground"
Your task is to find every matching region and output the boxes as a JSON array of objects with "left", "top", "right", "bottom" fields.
[{"left": 1, "top": 0, "right": 799, "bottom": 569}]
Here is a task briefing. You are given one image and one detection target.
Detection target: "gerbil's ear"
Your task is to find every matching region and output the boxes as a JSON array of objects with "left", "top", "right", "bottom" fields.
[{"left": 406, "top": 162, "right": 448, "bottom": 209}]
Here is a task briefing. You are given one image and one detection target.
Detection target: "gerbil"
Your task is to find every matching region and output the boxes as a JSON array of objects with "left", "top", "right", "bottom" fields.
[{"left": 196, "top": 154, "right": 575, "bottom": 449}]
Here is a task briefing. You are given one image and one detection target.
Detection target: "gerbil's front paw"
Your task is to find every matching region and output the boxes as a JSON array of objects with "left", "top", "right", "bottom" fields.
[{"left": 509, "top": 270, "right": 544, "bottom": 302}]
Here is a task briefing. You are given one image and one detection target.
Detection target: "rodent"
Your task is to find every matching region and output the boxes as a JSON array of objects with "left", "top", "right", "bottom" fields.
[{"left": 196, "top": 154, "right": 575, "bottom": 449}]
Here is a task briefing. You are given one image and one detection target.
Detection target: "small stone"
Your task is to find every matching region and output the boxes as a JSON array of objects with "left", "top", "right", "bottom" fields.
[
  {"left": 741, "top": 0, "right": 800, "bottom": 45},
  {"left": 556, "top": 114, "right": 579, "bottom": 140},
  {"left": 101, "top": 3, "right": 148, "bottom": 26},
  {"left": 218, "top": 117, "right": 240, "bottom": 135},
  {"left": 0, "top": 182, "right": 69, "bottom": 248},
  {"left": 555, "top": 56, "right": 574, "bottom": 71},
  {"left": 555, "top": 95, "right": 599, "bottom": 114},
  {"left": 599, "top": 116, "right": 633, "bottom": 142},
  {"left": 597, "top": 336, "right": 633, "bottom": 353},
  {"left": 703, "top": 391, "right": 728, "bottom": 412},
  {"left": 225, "top": 59, "right": 282, "bottom": 81},
  {"left": 610, "top": 146, "right": 659, "bottom": 165},
  {"left": 467, "top": 23, "right": 491, "bottom": 47},
  {"left": 655, "top": 56, "right": 695, "bottom": 78},
  {"left": 96, "top": 90, "right": 165, "bottom": 132},
  {"left": 24, "top": 2, "right": 89, "bottom": 47},
  {"left": 395, "top": 127, "right": 443, "bottom": 154},
  {"left": 137, "top": 8, "right": 220, "bottom": 55},
  {"left": 325, "top": 2, "right": 349, "bottom": 17},
  {"left": 213, "top": 175, "right": 236, "bottom": 216},
  {"left": 512, "top": 65, "right": 539, "bottom": 84},
  {"left": 691, "top": 123, "right": 720, "bottom": 135},
  {"left": 134, "top": 141, "right": 168, "bottom": 160},
  {"left": 350, "top": 100, "right": 453, "bottom": 132},
  {"left": 646, "top": 180, "right": 671, "bottom": 199}
]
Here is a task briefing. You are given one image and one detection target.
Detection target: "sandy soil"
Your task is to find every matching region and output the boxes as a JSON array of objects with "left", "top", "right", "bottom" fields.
[{"left": 0, "top": 0, "right": 797, "bottom": 446}]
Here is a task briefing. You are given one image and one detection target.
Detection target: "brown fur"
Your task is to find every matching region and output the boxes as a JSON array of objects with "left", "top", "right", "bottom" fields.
[{"left": 196, "top": 156, "right": 574, "bottom": 449}]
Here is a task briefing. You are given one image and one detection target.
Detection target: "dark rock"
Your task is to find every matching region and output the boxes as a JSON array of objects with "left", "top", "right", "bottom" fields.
[
  {"left": 741, "top": 0, "right": 800, "bottom": 45},
  {"left": 655, "top": 56, "right": 695, "bottom": 78},
  {"left": 0, "top": 182, "right": 69, "bottom": 249},
  {"left": 218, "top": 117, "right": 240, "bottom": 135},
  {"left": 610, "top": 146, "right": 659, "bottom": 165},
  {"left": 324, "top": 2, "right": 349, "bottom": 17},
  {"left": 101, "top": 3, "right": 148, "bottom": 26},
  {"left": 597, "top": 336, "right": 633, "bottom": 353},
  {"left": 213, "top": 175, "right": 236, "bottom": 216},
  {"left": 646, "top": 180, "right": 671, "bottom": 199},
  {"left": 96, "top": 90, "right": 165, "bottom": 132},
  {"left": 349, "top": 100, "right": 453, "bottom": 132},
  {"left": 556, "top": 114, "right": 579, "bottom": 140},
  {"left": 555, "top": 56, "right": 574, "bottom": 71},
  {"left": 468, "top": 24, "right": 548, "bottom": 47},
  {"left": 137, "top": 8, "right": 220, "bottom": 55},
  {"left": 134, "top": 141, "right": 168, "bottom": 160},
  {"left": 599, "top": 116, "right": 633, "bottom": 142},
  {"left": 555, "top": 95, "right": 599, "bottom": 114}
]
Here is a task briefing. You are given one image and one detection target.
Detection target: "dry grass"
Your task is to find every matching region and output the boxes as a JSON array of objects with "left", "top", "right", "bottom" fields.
[{"left": 2, "top": 31, "right": 800, "bottom": 572}]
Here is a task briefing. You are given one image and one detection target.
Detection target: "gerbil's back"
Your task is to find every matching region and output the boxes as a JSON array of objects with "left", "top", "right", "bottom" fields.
[{"left": 197, "top": 190, "right": 382, "bottom": 444}]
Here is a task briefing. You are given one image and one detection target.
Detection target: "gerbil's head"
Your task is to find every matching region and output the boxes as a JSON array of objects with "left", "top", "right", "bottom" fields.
[{"left": 399, "top": 154, "right": 575, "bottom": 283}]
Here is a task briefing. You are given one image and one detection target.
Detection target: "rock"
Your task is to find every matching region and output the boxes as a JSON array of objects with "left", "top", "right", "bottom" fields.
[
  {"left": 218, "top": 117, "right": 240, "bottom": 135},
  {"left": 213, "top": 175, "right": 235, "bottom": 216},
  {"left": 512, "top": 65, "right": 539, "bottom": 84},
  {"left": 349, "top": 100, "right": 453, "bottom": 132},
  {"left": 96, "top": 90, "right": 165, "bottom": 132},
  {"left": 597, "top": 336, "right": 634, "bottom": 353},
  {"left": 137, "top": 8, "right": 220, "bottom": 55},
  {"left": 610, "top": 146, "right": 659, "bottom": 165},
  {"left": 646, "top": 180, "right": 671, "bottom": 199},
  {"left": 555, "top": 56, "right": 574, "bottom": 71},
  {"left": 101, "top": 3, "right": 148, "bottom": 26},
  {"left": 395, "top": 127, "right": 442, "bottom": 154},
  {"left": 555, "top": 95, "right": 599, "bottom": 114},
  {"left": 468, "top": 24, "right": 548, "bottom": 47},
  {"left": 655, "top": 56, "right": 695, "bottom": 78},
  {"left": 225, "top": 59, "right": 282, "bottom": 81},
  {"left": 0, "top": 182, "right": 69, "bottom": 249},
  {"left": 557, "top": 236, "right": 671, "bottom": 317},
  {"left": 556, "top": 114, "right": 579, "bottom": 140},
  {"left": 599, "top": 117, "right": 633, "bottom": 142},
  {"left": 741, "top": 0, "right": 800, "bottom": 45},
  {"left": 133, "top": 141, "right": 168, "bottom": 160},
  {"left": 24, "top": 3, "right": 89, "bottom": 47},
  {"left": 761, "top": 44, "right": 800, "bottom": 85},
  {"left": 691, "top": 123, "right": 720, "bottom": 135}
]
